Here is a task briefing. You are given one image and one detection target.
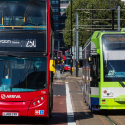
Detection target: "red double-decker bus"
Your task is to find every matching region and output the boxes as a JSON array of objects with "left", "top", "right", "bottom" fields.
[
  {"left": 64, "top": 50, "right": 71, "bottom": 71},
  {"left": 0, "top": 0, "right": 54, "bottom": 118},
  {"left": 54, "top": 50, "right": 63, "bottom": 65},
  {"left": 58, "top": 51, "right": 63, "bottom": 64}
]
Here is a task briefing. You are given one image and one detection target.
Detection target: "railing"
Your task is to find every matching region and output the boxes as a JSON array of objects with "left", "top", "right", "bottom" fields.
[{"left": 0, "top": 26, "right": 46, "bottom": 29}]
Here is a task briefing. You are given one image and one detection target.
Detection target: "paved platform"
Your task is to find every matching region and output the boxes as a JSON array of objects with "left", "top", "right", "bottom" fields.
[{"left": 65, "top": 72, "right": 111, "bottom": 125}]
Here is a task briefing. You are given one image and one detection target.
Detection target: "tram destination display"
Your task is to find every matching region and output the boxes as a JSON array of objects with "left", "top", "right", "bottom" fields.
[
  {"left": 102, "top": 34, "right": 125, "bottom": 43},
  {"left": 102, "top": 34, "right": 125, "bottom": 50}
]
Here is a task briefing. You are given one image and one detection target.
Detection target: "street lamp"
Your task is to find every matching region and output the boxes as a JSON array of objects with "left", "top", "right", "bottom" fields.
[{"left": 107, "top": 0, "right": 119, "bottom": 30}]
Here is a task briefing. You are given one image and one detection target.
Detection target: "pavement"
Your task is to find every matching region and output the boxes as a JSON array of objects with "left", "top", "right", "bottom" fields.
[{"left": 61, "top": 72, "right": 112, "bottom": 125}]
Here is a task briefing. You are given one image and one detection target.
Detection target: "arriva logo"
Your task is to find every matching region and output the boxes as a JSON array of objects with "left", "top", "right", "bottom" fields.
[{"left": 1, "top": 94, "right": 21, "bottom": 99}]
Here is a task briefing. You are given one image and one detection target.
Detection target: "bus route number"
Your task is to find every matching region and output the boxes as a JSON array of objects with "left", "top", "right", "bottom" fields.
[{"left": 26, "top": 39, "right": 36, "bottom": 47}]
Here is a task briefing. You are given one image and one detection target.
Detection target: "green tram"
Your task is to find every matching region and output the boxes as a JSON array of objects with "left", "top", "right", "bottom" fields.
[{"left": 82, "top": 29, "right": 125, "bottom": 111}]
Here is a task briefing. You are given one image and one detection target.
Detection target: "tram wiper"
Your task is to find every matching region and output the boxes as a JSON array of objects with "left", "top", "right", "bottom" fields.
[{"left": 105, "top": 65, "right": 125, "bottom": 87}]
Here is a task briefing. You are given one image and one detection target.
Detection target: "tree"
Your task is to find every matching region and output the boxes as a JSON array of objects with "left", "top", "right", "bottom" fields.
[{"left": 63, "top": 0, "right": 125, "bottom": 48}]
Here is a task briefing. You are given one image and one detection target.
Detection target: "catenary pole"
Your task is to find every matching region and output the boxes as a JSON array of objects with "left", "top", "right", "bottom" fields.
[
  {"left": 70, "top": 0, "right": 72, "bottom": 75},
  {"left": 76, "top": 13, "right": 78, "bottom": 77},
  {"left": 118, "top": 6, "right": 120, "bottom": 31}
]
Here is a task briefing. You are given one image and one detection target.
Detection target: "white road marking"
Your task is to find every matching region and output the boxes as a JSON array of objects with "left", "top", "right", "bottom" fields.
[
  {"left": 65, "top": 82, "right": 76, "bottom": 125},
  {"left": 54, "top": 82, "right": 64, "bottom": 85}
]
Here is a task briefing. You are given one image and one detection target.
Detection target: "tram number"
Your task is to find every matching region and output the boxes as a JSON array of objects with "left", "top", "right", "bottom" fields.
[{"left": 26, "top": 39, "right": 36, "bottom": 47}]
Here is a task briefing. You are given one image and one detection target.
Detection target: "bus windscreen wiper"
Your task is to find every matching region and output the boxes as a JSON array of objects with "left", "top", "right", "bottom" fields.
[
  {"left": 105, "top": 65, "right": 125, "bottom": 87},
  {"left": 7, "top": 54, "right": 26, "bottom": 59},
  {"left": 7, "top": 54, "right": 34, "bottom": 60},
  {"left": 7, "top": 54, "right": 43, "bottom": 61}
]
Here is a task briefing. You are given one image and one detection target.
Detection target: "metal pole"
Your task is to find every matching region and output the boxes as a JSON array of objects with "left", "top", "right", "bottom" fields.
[
  {"left": 73, "top": 28, "right": 75, "bottom": 68},
  {"left": 112, "top": 10, "right": 114, "bottom": 30},
  {"left": 71, "top": 0, "right": 72, "bottom": 75},
  {"left": 118, "top": 6, "right": 120, "bottom": 31},
  {"left": 58, "top": 41, "right": 60, "bottom": 51},
  {"left": 92, "top": 4, "right": 93, "bottom": 32},
  {"left": 76, "top": 13, "right": 78, "bottom": 77}
]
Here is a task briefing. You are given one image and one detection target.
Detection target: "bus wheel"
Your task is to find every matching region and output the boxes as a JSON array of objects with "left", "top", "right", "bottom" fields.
[{"left": 49, "top": 113, "right": 52, "bottom": 118}]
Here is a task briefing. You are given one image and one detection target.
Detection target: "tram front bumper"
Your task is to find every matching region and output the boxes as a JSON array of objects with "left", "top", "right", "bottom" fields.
[{"left": 100, "top": 98, "right": 125, "bottom": 109}]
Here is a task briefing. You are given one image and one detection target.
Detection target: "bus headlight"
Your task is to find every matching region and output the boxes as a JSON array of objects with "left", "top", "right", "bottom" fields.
[
  {"left": 41, "top": 97, "right": 44, "bottom": 100},
  {"left": 37, "top": 100, "right": 40, "bottom": 103},
  {"left": 33, "top": 102, "right": 36, "bottom": 105},
  {"left": 30, "top": 95, "right": 46, "bottom": 107}
]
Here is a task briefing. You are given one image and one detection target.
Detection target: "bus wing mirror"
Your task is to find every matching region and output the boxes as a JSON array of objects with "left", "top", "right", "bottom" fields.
[{"left": 50, "top": 60, "right": 55, "bottom": 74}]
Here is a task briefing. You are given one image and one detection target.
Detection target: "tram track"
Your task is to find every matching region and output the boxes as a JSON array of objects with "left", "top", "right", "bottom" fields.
[{"left": 105, "top": 116, "right": 117, "bottom": 125}]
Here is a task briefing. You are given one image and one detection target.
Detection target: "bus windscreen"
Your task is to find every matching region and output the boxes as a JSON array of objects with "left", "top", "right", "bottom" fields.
[{"left": 0, "top": 56, "right": 47, "bottom": 92}]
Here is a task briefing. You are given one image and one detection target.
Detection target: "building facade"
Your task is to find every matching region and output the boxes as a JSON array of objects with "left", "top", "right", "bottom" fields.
[{"left": 50, "top": 0, "right": 70, "bottom": 53}]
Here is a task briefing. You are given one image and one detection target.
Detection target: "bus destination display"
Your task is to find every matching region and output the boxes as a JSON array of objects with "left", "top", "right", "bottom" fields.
[{"left": 0, "top": 39, "right": 36, "bottom": 47}]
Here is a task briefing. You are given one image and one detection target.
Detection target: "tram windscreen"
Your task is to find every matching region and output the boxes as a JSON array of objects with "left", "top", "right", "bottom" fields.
[
  {"left": 102, "top": 34, "right": 125, "bottom": 81},
  {"left": 0, "top": 56, "right": 47, "bottom": 92}
]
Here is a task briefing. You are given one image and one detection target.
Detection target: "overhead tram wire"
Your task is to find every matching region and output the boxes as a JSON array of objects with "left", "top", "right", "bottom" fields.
[
  {"left": 79, "top": 27, "right": 119, "bottom": 29},
  {"left": 77, "top": 9, "right": 125, "bottom": 10},
  {"left": 73, "top": 25, "right": 118, "bottom": 26},
  {"left": 81, "top": 19, "right": 125, "bottom": 20}
]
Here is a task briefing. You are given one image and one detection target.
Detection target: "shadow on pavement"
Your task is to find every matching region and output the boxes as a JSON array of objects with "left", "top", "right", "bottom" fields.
[
  {"left": 94, "top": 109, "right": 125, "bottom": 116},
  {"left": 0, "top": 112, "right": 67, "bottom": 124}
]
